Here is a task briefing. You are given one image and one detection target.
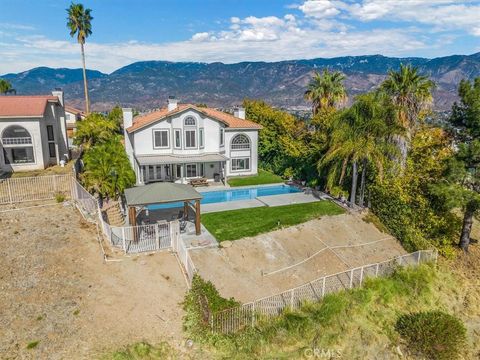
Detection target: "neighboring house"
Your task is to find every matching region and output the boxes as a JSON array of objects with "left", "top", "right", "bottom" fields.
[
  {"left": 123, "top": 97, "right": 262, "bottom": 184},
  {"left": 64, "top": 105, "right": 85, "bottom": 148},
  {"left": 0, "top": 90, "right": 69, "bottom": 172}
]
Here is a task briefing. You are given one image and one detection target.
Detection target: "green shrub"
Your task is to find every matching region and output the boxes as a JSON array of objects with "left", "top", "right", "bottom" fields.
[
  {"left": 182, "top": 274, "right": 239, "bottom": 341},
  {"left": 55, "top": 193, "right": 66, "bottom": 203},
  {"left": 395, "top": 310, "right": 466, "bottom": 360},
  {"left": 26, "top": 340, "right": 39, "bottom": 349}
]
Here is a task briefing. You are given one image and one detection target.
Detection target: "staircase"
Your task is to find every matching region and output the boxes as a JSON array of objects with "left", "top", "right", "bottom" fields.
[{"left": 103, "top": 201, "right": 125, "bottom": 227}]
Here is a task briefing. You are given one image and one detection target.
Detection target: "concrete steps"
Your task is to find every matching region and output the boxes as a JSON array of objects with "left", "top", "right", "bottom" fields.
[{"left": 103, "top": 201, "right": 125, "bottom": 226}]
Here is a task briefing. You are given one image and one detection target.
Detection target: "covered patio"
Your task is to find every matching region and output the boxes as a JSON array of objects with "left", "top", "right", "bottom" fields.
[
  {"left": 124, "top": 182, "right": 203, "bottom": 235},
  {"left": 135, "top": 153, "right": 229, "bottom": 185}
]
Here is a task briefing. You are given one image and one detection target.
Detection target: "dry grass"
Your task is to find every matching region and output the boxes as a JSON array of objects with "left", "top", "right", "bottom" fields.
[{"left": 8, "top": 161, "right": 73, "bottom": 178}]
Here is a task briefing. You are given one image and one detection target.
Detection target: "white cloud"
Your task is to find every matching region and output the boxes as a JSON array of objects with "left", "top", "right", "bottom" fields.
[
  {"left": 299, "top": 0, "right": 340, "bottom": 18},
  {"left": 346, "top": 0, "right": 480, "bottom": 36}
]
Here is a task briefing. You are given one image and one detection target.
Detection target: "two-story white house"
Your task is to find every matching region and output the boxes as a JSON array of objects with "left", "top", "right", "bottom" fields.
[
  {"left": 123, "top": 97, "right": 262, "bottom": 184},
  {"left": 0, "top": 90, "right": 69, "bottom": 173}
]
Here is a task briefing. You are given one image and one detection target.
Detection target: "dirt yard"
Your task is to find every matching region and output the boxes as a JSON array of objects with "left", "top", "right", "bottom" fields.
[
  {"left": 0, "top": 203, "right": 187, "bottom": 359},
  {"left": 191, "top": 212, "right": 406, "bottom": 302}
]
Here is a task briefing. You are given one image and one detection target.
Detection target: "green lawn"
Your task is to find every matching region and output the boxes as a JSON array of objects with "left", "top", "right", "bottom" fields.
[
  {"left": 227, "top": 169, "right": 283, "bottom": 187},
  {"left": 202, "top": 201, "right": 344, "bottom": 242}
]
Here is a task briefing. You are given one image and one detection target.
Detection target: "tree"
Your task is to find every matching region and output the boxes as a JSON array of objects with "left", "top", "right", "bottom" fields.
[
  {"left": 380, "top": 64, "right": 435, "bottom": 167},
  {"left": 0, "top": 78, "right": 15, "bottom": 94},
  {"left": 74, "top": 112, "right": 119, "bottom": 149},
  {"left": 81, "top": 138, "right": 136, "bottom": 199},
  {"left": 304, "top": 69, "right": 347, "bottom": 116},
  {"left": 431, "top": 78, "right": 480, "bottom": 251},
  {"left": 320, "top": 92, "right": 399, "bottom": 206},
  {"left": 244, "top": 99, "right": 309, "bottom": 177},
  {"left": 107, "top": 105, "right": 124, "bottom": 128},
  {"left": 67, "top": 2, "right": 93, "bottom": 114}
]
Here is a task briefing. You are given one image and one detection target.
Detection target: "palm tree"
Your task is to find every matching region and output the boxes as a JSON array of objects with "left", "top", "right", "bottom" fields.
[
  {"left": 381, "top": 64, "right": 435, "bottom": 166},
  {"left": 320, "top": 92, "right": 400, "bottom": 206},
  {"left": 74, "top": 112, "right": 119, "bottom": 149},
  {"left": 304, "top": 69, "right": 347, "bottom": 116},
  {"left": 67, "top": 2, "right": 93, "bottom": 114},
  {"left": 0, "top": 78, "right": 15, "bottom": 94}
]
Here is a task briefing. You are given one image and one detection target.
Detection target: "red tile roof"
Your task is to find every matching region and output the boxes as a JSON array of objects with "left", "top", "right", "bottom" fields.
[
  {"left": 0, "top": 95, "right": 59, "bottom": 118},
  {"left": 127, "top": 104, "right": 262, "bottom": 133},
  {"left": 65, "top": 105, "right": 85, "bottom": 115}
]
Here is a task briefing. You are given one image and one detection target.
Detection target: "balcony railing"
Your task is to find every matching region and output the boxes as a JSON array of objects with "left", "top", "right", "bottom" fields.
[{"left": 1, "top": 137, "right": 32, "bottom": 145}]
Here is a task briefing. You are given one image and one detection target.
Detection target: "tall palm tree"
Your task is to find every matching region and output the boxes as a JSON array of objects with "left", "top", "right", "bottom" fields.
[
  {"left": 320, "top": 92, "right": 400, "bottom": 206},
  {"left": 304, "top": 69, "right": 347, "bottom": 116},
  {"left": 67, "top": 2, "right": 93, "bottom": 114},
  {"left": 381, "top": 64, "right": 435, "bottom": 166}
]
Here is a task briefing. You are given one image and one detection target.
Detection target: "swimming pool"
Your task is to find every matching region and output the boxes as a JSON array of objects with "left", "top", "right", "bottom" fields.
[{"left": 148, "top": 184, "right": 302, "bottom": 210}]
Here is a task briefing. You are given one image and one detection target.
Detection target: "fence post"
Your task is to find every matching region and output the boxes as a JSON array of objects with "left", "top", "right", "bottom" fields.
[
  {"left": 398, "top": 256, "right": 403, "bottom": 266},
  {"left": 53, "top": 175, "right": 57, "bottom": 193},
  {"left": 359, "top": 267, "right": 364, "bottom": 286},
  {"left": 155, "top": 224, "right": 160, "bottom": 250},
  {"left": 417, "top": 251, "right": 421, "bottom": 264},
  {"left": 375, "top": 263, "right": 379, "bottom": 277},
  {"left": 122, "top": 227, "right": 126, "bottom": 254},
  {"left": 321, "top": 277, "right": 326, "bottom": 298},
  {"left": 290, "top": 289, "right": 294, "bottom": 309},
  {"left": 252, "top": 302, "right": 256, "bottom": 327},
  {"left": 7, "top": 179, "right": 13, "bottom": 204},
  {"left": 349, "top": 269, "right": 354, "bottom": 288}
]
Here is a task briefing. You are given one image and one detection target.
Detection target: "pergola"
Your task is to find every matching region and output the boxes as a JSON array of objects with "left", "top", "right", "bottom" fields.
[{"left": 124, "top": 182, "right": 203, "bottom": 235}]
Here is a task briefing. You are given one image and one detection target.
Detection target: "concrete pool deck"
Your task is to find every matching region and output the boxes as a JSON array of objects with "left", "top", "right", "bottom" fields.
[{"left": 201, "top": 191, "right": 321, "bottom": 213}]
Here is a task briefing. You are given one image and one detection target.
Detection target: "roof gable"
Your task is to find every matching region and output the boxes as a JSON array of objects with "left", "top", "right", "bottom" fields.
[
  {"left": 0, "top": 95, "right": 59, "bottom": 118},
  {"left": 127, "top": 104, "right": 262, "bottom": 133}
]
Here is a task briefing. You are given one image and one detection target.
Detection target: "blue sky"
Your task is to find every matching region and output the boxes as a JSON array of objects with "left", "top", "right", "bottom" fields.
[{"left": 1, "top": 0, "right": 479, "bottom": 74}]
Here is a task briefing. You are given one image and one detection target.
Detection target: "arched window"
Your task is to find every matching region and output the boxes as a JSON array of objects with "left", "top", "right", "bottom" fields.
[
  {"left": 184, "top": 116, "right": 196, "bottom": 126},
  {"left": 231, "top": 134, "right": 250, "bottom": 150},
  {"left": 2, "top": 125, "right": 35, "bottom": 164},
  {"left": 2, "top": 125, "right": 32, "bottom": 145}
]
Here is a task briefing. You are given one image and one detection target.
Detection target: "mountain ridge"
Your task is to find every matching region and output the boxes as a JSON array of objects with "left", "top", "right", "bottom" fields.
[{"left": 2, "top": 52, "right": 479, "bottom": 111}]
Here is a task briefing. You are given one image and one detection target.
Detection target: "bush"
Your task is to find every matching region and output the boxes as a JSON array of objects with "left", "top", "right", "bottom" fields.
[
  {"left": 395, "top": 310, "right": 466, "bottom": 360},
  {"left": 55, "top": 193, "right": 66, "bottom": 203},
  {"left": 182, "top": 274, "right": 239, "bottom": 341}
]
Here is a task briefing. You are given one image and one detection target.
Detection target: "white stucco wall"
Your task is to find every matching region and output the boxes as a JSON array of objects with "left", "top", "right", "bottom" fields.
[
  {"left": 224, "top": 129, "right": 258, "bottom": 177},
  {"left": 0, "top": 118, "right": 44, "bottom": 172},
  {"left": 126, "top": 107, "right": 259, "bottom": 181},
  {"left": 0, "top": 100, "right": 68, "bottom": 172}
]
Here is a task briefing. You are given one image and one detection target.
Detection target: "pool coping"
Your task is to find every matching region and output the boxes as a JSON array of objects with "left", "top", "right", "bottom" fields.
[{"left": 197, "top": 182, "right": 288, "bottom": 192}]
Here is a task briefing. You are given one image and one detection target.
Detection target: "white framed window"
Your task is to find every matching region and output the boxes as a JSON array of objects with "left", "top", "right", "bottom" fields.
[
  {"left": 199, "top": 128, "right": 204, "bottom": 148},
  {"left": 231, "top": 158, "right": 250, "bottom": 171},
  {"left": 153, "top": 129, "right": 169, "bottom": 148},
  {"left": 186, "top": 163, "right": 197, "bottom": 177},
  {"left": 199, "top": 163, "right": 205, "bottom": 177},
  {"left": 220, "top": 128, "right": 225, "bottom": 146},
  {"left": 174, "top": 129, "right": 182, "bottom": 149},
  {"left": 231, "top": 134, "right": 250, "bottom": 150},
  {"left": 47, "top": 125, "right": 56, "bottom": 158},
  {"left": 184, "top": 116, "right": 196, "bottom": 126},
  {"left": 1, "top": 125, "right": 35, "bottom": 164},
  {"left": 185, "top": 129, "right": 196, "bottom": 148}
]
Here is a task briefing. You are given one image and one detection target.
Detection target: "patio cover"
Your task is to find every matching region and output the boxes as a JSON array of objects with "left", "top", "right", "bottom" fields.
[
  {"left": 135, "top": 153, "right": 228, "bottom": 166},
  {"left": 124, "top": 182, "right": 202, "bottom": 206}
]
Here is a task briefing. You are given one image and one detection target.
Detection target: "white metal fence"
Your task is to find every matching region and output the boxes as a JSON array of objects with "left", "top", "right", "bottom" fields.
[
  {"left": 210, "top": 249, "right": 438, "bottom": 334},
  {"left": 0, "top": 174, "right": 71, "bottom": 204},
  {"left": 1, "top": 173, "right": 196, "bottom": 285}
]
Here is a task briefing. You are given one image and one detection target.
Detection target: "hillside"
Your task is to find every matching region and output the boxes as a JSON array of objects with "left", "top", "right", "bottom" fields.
[{"left": 2, "top": 53, "right": 480, "bottom": 111}]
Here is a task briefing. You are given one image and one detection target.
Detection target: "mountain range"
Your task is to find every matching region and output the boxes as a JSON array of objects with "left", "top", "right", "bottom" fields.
[{"left": 3, "top": 52, "right": 480, "bottom": 112}]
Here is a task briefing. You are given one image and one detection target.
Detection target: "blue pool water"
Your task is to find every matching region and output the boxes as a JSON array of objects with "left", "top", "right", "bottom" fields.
[{"left": 148, "top": 184, "right": 302, "bottom": 210}]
